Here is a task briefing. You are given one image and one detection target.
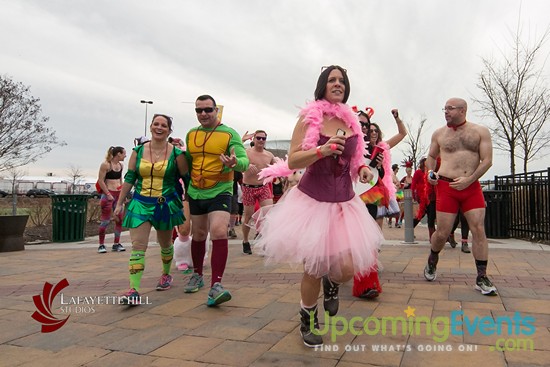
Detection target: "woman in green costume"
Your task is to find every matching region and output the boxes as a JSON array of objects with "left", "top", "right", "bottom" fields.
[{"left": 115, "top": 114, "right": 188, "bottom": 305}]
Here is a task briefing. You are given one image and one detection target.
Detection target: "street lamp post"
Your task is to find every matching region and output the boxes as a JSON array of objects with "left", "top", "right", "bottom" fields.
[{"left": 140, "top": 100, "right": 153, "bottom": 136}]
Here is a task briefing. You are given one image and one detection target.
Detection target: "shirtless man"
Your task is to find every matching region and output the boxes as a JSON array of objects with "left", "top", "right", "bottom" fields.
[
  {"left": 423, "top": 97, "right": 497, "bottom": 295},
  {"left": 241, "top": 130, "right": 277, "bottom": 254}
]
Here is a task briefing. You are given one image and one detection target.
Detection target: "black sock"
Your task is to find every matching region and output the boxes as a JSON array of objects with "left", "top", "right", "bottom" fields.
[
  {"left": 475, "top": 260, "right": 488, "bottom": 279},
  {"left": 428, "top": 249, "right": 440, "bottom": 266}
]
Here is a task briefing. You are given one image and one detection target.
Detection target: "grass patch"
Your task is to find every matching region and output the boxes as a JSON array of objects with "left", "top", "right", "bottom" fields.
[{"left": 0, "top": 208, "right": 31, "bottom": 216}]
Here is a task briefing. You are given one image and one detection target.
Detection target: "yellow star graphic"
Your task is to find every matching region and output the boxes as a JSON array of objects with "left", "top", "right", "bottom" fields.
[{"left": 404, "top": 306, "right": 416, "bottom": 318}]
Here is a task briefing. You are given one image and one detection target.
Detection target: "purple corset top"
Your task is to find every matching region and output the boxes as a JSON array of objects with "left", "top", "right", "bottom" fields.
[{"left": 298, "top": 134, "right": 358, "bottom": 202}]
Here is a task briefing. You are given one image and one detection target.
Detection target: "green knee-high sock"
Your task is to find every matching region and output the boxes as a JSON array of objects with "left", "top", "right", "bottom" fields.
[
  {"left": 161, "top": 245, "right": 174, "bottom": 275},
  {"left": 128, "top": 250, "right": 146, "bottom": 291}
]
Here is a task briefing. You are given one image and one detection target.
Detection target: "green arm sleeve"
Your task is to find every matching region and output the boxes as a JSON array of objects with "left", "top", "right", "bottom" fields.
[{"left": 124, "top": 169, "right": 137, "bottom": 185}]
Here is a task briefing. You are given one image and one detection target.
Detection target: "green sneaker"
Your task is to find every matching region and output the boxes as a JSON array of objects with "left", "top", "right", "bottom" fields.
[
  {"left": 206, "top": 282, "right": 232, "bottom": 307},
  {"left": 183, "top": 273, "right": 204, "bottom": 293}
]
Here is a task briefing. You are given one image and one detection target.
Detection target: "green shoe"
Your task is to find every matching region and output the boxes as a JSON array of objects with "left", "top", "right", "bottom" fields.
[
  {"left": 206, "top": 282, "right": 232, "bottom": 307},
  {"left": 183, "top": 273, "right": 204, "bottom": 293}
]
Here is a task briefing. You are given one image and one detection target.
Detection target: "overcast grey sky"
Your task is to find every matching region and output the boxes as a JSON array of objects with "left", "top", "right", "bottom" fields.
[{"left": 1, "top": 0, "right": 549, "bottom": 180}]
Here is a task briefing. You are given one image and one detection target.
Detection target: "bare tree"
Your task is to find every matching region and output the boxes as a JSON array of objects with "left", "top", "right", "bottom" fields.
[
  {"left": 7, "top": 168, "right": 26, "bottom": 215},
  {"left": 473, "top": 23, "right": 550, "bottom": 174},
  {"left": 66, "top": 165, "right": 84, "bottom": 194},
  {"left": 0, "top": 75, "right": 66, "bottom": 172},
  {"left": 399, "top": 116, "right": 429, "bottom": 170}
]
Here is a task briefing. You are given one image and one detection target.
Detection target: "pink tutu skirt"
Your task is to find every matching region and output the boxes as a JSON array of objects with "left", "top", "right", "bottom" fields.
[{"left": 253, "top": 187, "right": 383, "bottom": 279}]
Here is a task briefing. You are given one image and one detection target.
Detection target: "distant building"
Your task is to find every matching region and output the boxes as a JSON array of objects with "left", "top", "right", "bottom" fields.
[{"left": 265, "top": 140, "right": 290, "bottom": 159}]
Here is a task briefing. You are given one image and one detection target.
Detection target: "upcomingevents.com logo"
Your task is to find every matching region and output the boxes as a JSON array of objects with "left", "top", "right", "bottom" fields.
[{"left": 31, "top": 278, "right": 70, "bottom": 333}]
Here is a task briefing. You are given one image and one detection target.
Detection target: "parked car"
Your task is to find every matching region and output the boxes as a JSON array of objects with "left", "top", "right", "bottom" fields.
[
  {"left": 0, "top": 189, "right": 9, "bottom": 198},
  {"left": 26, "top": 188, "right": 56, "bottom": 198},
  {"left": 88, "top": 191, "right": 101, "bottom": 199}
]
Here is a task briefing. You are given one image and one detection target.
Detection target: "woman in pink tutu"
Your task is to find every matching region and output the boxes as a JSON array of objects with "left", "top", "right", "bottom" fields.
[{"left": 255, "top": 65, "right": 383, "bottom": 348}]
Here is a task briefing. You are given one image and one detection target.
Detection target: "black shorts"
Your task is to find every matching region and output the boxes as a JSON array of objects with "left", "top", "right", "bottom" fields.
[{"left": 188, "top": 194, "right": 232, "bottom": 215}]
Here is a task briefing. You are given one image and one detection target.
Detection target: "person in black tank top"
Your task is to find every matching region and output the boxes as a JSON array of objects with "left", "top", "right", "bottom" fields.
[{"left": 96, "top": 146, "right": 126, "bottom": 254}]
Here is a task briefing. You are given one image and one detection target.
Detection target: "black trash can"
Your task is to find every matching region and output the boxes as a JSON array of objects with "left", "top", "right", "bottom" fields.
[
  {"left": 51, "top": 194, "right": 89, "bottom": 242},
  {"left": 483, "top": 190, "right": 512, "bottom": 239}
]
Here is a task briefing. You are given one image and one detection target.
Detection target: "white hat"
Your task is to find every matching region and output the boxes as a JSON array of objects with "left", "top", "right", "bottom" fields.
[{"left": 134, "top": 136, "right": 150, "bottom": 146}]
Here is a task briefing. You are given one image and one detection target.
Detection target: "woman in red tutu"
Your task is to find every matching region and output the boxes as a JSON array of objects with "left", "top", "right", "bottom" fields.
[
  {"left": 352, "top": 107, "right": 407, "bottom": 299},
  {"left": 255, "top": 65, "right": 383, "bottom": 348}
]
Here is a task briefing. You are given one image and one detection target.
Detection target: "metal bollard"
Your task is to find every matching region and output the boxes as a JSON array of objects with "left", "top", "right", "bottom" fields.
[{"left": 403, "top": 189, "right": 416, "bottom": 243}]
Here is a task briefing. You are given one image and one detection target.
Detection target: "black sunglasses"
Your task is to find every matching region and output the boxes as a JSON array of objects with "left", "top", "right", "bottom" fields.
[
  {"left": 195, "top": 107, "right": 215, "bottom": 114},
  {"left": 360, "top": 122, "right": 369, "bottom": 128},
  {"left": 255, "top": 136, "right": 267, "bottom": 141},
  {"left": 369, "top": 128, "right": 380, "bottom": 133}
]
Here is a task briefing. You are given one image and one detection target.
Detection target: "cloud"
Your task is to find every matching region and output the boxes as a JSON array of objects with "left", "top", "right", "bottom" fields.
[{"left": 1, "top": 0, "right": 549, "bottom": 179}]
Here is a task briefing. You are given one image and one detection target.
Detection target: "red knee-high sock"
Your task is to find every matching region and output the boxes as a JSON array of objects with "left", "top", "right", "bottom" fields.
[
  {"left": 210, "top": 239, "right": 228, "bottom": 286},
  {"left": 191, "top": 239, "right": 206, "bottom": 276}
]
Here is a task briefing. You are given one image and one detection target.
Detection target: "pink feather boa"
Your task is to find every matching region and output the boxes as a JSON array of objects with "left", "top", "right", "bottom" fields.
[
  {"left": 301, "top": 100, "right": 365, "bottom": 181},
  {"left": 259, "top": 100, "right": 365, "bottom": 183},
  {"left": 374, "top": 141, "right": 396, "bottom": 198}
]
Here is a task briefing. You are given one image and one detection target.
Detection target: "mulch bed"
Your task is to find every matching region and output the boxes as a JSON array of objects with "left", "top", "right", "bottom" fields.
[
  {"left": 0, "top": 196, "right": 116, "bottom": 243},
  {"left": 24, "top": 221, "right": 111, "bottom": 243}
]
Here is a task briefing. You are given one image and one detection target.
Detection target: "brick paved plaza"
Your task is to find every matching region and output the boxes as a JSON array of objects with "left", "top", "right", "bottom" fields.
[{"left": 1, "top": 224, "right": 549, "bottom": 366}]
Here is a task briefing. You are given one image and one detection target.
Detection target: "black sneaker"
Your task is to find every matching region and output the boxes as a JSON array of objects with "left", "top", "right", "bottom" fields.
[
  {"left": 448, "top": 236, "right": 458, "bottom": 248},
  {"left": 359, "top": 288, "right": 379, "bottom": 299},
  {"left": 112, "top": 243, "right": 126, "bottom": 252},
  {"left": 424, "top": 262, "right": 437, "bottom": 281},
  {"left": 322, "top": 276, "right": 339, "bottom": 316},
  {"left": 242, "top": 242, "right": 252, "bottom": 255},
  {"left": 228, "top": 228, "right": 237, "bottom": 239},
  {"left": 461, "top": 242, "right": 471, "bottom": 253},
  {"left": 97, "top": 245, "right": 107, "bottom": 253},
  {"left": 299, "top": 306, "right": 323, "bottom": 348},
  {"left": 475, "top": 275, "right": 498, "bottom": 295}
]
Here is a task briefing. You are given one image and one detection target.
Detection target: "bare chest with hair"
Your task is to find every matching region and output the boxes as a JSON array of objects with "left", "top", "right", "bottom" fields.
[{"left": 439, "top": 126, "right": 480, "bottom": 154}]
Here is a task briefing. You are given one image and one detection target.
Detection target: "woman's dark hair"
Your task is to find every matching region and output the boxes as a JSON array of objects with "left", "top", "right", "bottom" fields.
[
  {"left": 152, "top": 114, "right": 173, "bottom": 132},
  {"left": 368, "top": 122, "right": 383, "bottom": 144},
  {"left": 358, "top": 111, "right": 371, "bottom": 124},
  {"left": 314, "top": 65, "right": 350, "bottom": 103}
]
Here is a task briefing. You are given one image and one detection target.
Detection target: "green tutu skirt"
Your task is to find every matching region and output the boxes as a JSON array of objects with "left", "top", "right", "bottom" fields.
[{"left": 123, "top": 192, "right": 184, "bottom": 231}]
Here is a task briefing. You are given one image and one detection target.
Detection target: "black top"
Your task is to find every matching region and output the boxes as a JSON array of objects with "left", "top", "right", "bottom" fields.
[{"left": 105, "top": 163, "right": 122, "bottom": 180}]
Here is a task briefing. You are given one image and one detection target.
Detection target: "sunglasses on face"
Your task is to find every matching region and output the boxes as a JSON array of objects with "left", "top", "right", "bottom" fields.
[
  {"left": 360, "top": 122, "right": 369, "bottom": 128},
  {"left": 369, "top": 129, "right": 379, "bottom": 133},
  {"left": 195, "top": 107, "right": 215, "bottom": 114},
  {"left": 255, "top": 136, "right": 267, "bottom": 141}
]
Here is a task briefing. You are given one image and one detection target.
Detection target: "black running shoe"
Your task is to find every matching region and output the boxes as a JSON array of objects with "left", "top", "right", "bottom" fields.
[{"left": 242, "top": 242, "right": 252, "bottom": 255}]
